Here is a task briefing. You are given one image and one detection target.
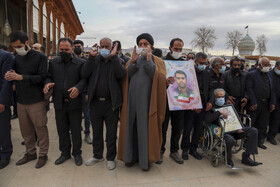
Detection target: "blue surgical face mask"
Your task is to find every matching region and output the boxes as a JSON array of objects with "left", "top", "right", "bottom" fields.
[
  {"left": 197, "top": 64, "right": 206, "bottom": 71},
  {"left": 215, "top": 97, "right": 225, "bottom": 106},
  {"left": 219, "top": 66, "right": 226, "bottom": 73},
  {"left": 274, "top": 68, "right": 280, "bottom": 75},
  {"left": 100, "top": 49, "right": 111, "bottom": 58}
]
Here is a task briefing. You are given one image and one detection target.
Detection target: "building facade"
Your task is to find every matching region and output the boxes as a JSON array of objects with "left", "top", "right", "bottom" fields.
[{"left": 0, "top": 0, "right": 83, "bottom": 55}]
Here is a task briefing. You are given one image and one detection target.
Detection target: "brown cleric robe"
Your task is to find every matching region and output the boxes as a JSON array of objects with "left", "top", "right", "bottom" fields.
[{"left": 117, "top": 55, "right": 167, "bottom": 163}]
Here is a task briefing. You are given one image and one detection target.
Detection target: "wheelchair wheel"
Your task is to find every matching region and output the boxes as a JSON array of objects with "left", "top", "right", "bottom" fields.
[
  {"left": 211, "top": 155, "right": 219, "bottom": 167},
  {"left": 199, "top": 125, "right": 213, "bottom": 155}
]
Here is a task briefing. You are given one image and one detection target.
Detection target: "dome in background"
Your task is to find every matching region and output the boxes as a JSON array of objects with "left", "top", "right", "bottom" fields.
[{"left": 238, "top": 34, "right": 255, "bottom": 56}]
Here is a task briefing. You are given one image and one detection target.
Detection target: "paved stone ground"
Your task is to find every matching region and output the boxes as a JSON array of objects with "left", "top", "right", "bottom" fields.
[{"left": 1, "top": 104, "right": 280, "bottom": 187}]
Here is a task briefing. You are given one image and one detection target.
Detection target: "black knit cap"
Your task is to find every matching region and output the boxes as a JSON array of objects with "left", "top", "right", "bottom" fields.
[{"left": 136, "top": 33, "right": 154, "bottom": 46}]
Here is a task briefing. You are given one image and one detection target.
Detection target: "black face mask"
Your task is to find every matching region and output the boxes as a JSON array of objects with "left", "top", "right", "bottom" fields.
[
  {"left": 74, "top": 47, "right": 82, "bottom": 55},
  {"left": 232, "top": 68, "right": 241, "bottom": 74},
  {"left": 60, "top": 52, "right": 72, "bottom": 62}
]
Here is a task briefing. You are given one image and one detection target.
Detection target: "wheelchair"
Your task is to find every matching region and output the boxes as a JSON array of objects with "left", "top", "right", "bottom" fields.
[{"left": 198, "top": 112, "right": 254, "bottom": 168}]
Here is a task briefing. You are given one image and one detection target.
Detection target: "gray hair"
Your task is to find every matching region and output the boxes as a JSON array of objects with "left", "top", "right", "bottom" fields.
[
  {"left": 258, "top": 57, "right": 270, "bottom": 66},
  {"left": 214, "top": 88, "right": 226, "bottom": 96},
  {"left": 211, "top": 57, "right": 222, "bottom": 68},
  {"left": 100, "top": 37, "right": 112, "bottom": 47},
  {"left": 195, "top": 52, "right": 207, "bottom": 62}
]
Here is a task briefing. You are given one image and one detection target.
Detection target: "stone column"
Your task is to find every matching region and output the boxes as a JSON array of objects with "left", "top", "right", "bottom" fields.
[
  {"left": 27, "top": 0, "right": 34, "bottom": 44},
  {"left": 46, "top": 2, "right": 52, "bottom": 55},
  {"left": 52, "top": 8, "right": 57, "bottom": 54},
  {"left": 38, "top": 0, "right": 44, "bottom": 44}
]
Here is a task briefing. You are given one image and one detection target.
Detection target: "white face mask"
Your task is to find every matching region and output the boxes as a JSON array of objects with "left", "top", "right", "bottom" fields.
[
  {"left": 261, "top": 67, "right": 270, "bottom": 73},
  {"left": 15, "top": 46, "right": 28, "bottom": 56},
  {"left": 171, "top": 51, "right": 182, "bottom": 59},
  {"left": 136, "top": 47, "right": 147, "bottom": 58}
]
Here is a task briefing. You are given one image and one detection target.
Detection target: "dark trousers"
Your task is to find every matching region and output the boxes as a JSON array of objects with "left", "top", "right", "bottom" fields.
[
  {"left": 161, "top": 106, "right": 184, "bottom": 153},
  {"left": 181, "top": 109, "right": 206, "bottom": 152},
  {"left": 224, "top": 127, "right": 258, "bottom": 160},
  {"left": 82, "top": 93, "right": 91, "bottom": 135},
  {"left": 248, "top": 100, "right": 270, "bottom": 142},
  {"left": 268, "top": 102, "right": 280, "bottom": 140},
  {"left": 0, "top": 107, "right": 13, "bottom": 160},
  {"left": 90, "top": 99, "right": 119, "bottom": 161},
  {"left": 55, "top": 103, "right": 82, "bottom": 157},
  {"left": 233, "top": 98, "right": 242, "bottom": 113}
]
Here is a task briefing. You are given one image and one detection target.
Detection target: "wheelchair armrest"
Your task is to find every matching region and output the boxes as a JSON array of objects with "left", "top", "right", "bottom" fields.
[{"left": 238, "top": 113, "right": 250, "bottom": 118}]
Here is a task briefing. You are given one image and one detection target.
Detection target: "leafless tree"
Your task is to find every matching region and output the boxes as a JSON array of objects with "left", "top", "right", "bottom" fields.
[
  {"left": 191, "top": 26, "right": 217, "bottom": 53},
  {"left": 225, "top": 30, "right": 242, "bottom": 55},
  {"left": 256, "top": 34, "right": 268, "bottom": 56}
]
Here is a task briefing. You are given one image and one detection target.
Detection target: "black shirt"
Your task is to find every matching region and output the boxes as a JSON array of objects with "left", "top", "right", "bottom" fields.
[
  {"left": 62, "top": 61, "right": 71, "bottom": 99},
  {"left": 230, "top": 72, "right": 242, "bottom": 98},
  {"left": 95, "top": 58, "right": 111, "bottom": 98},
  {"left": 262, "top": 72, "right": 271, "bottom": 99},
  {"left": 15, "top": 49, "right": 47, "bottom": 104},
  {"left": 273, "top": 70, "right": 280, "bottom": 97},
  {"left": 209, "top": 69, "right": 224, "bottom": 89},
  {"left": 196, "top": 69, "right": 206, "bottom": 105}
]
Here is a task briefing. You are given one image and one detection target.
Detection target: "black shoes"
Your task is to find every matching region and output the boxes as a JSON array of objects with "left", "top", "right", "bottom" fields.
[
  {"left": 267, "top": 138, "right": 277, "bottom": 145},
  {"left": 74, "top": 155, "right": 83, "bottom": 166},
  {"left": 169, "top": 152, "right": 184, "bottom": 164},
  {"left": 182, "top": 151, "right": 189, "bottom": 160},
  {"left": 242, "top": 157, "right": 262, "bottom": 166},
  {"left": 0, "top": 159, "right": 10, "bottom": 169},
  {"left": 125, "top": 160, "right": 138, "bottom": 167},
  {"left": 189, "top": 151, "right": 202, "bottom": 160},
  {"left": 155, "top": 150, "right": 164, "bottom": 164},
  {"left": 11, "top": 114, "right": 18, "bottom": 120},
  {"left": 258, "top": 143, "right": 267, "bottom": 149},
  {"left": 55, "top": 155, "right": 71, "bottom": 165}
]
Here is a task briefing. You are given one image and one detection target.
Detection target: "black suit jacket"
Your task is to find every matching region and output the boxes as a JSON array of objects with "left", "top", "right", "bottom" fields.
[
  {"left": 0, "top": 50, "right": 14, "bottom": 107},
  {"left": 222, "top": 69, "right": 248, "bottom": 99},
  {"left": 82, "top": 55, "right": 126, "bottom": 109},
  {"left": 45, "top": 56, "right": 86, "bottom": 110},
  {"left": 269, "top": 69, "right": 280, "bottom": 107},
  {"left": 197, "top": 69, "right": 214, "bottom": 105},
  {"left": 246, "top": 69, "right": 275, "bottom": 107}
]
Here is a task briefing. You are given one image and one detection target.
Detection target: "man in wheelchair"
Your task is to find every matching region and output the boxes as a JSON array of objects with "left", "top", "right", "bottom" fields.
[{"left": 205, "top": 88, "right": 262, "bottom": 167}]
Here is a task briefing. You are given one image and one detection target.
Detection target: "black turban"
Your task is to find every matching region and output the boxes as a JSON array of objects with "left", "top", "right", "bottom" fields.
[{"left": 136, "top": 33, "right": 154, "bottom": 46}]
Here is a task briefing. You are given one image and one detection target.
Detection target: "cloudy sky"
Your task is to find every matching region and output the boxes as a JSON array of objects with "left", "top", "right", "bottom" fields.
[{"left": 72, "top": 0, "right": 280, "bottom": 56}]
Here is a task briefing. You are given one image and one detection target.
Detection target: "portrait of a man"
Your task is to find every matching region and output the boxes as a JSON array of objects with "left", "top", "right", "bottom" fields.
[
  {"left": 173, "top": 70, "right": 194, "bottom": 103},
  {"left": 165, "top": 60, "right": 202, "bottom": 111}
]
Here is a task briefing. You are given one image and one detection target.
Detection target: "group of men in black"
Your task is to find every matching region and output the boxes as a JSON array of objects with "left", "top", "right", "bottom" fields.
[{"left": 0, "top": 31, "right": 279, "bottom": 171}]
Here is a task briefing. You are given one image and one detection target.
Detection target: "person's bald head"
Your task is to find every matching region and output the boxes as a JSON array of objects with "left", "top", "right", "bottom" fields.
[
  {"left": 100, "top": 38, "right": 112, "bottom": 50},
  {"left": 32, "top": 43, "right": 42, "bottom": 52}
]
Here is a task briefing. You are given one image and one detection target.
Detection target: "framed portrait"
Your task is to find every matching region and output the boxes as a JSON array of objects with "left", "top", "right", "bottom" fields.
[
  {"left": 215, "top": 104, "right": 244, "bottom": 133},
  {"left": 164, "top": 60, "right": 202, "bottom": 111}
]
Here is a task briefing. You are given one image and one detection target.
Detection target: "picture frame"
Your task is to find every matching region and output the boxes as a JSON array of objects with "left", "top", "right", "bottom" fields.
[
  {"left": 215, "top": 104, "right": 244, "bottom": 133},
  {"left": 164, "top": 60, "right": 202, "bottom": 111}
]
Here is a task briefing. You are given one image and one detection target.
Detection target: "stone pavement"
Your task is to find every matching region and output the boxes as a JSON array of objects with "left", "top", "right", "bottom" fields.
[{"left": 1, "top": 104, "right": 280, "bottom": 187}]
